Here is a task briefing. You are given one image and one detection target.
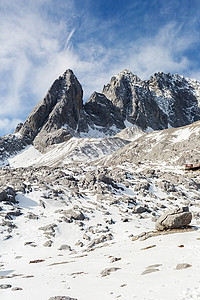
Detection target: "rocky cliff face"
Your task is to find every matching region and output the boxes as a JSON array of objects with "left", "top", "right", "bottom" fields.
[
  {"left": 18, "top": 69, "right": 88, "bottom": 151},
  {"left": 148, "top": 72, "right": 200, "bottom": 127},
  {"left": 16, "top": 69, "right": 200, "bottom": 145},
  {"left": 102, "top": 70, "right": 168, "bottom": 130},
  {"left": 102, "top": 69, "right": 200, "bottom": 130},
  {"left": 84, "top": 92, "right": 125, "bottom": 135}
]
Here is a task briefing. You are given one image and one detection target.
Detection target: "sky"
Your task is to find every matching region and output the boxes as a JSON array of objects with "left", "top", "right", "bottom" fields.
[{"left": 1, "top": 0, "right": 200, "bottom": 136}]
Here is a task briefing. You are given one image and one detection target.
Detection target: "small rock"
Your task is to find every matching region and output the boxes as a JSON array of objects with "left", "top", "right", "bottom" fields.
[
  {"left": 105, "top": 218, "right": 115, "bottom": 224},
  {"left": 24, "top": 242, "right": 37, "bottom": 247},
  {"left": 59, "top": 245, "right": 72, "bottom": 251},
  {"left": 38, "top": 223, "right": 57, "bottom": 231},
  {"left": 141, "top": 268, "right": 160, "bottom": 275},
  {"left": 83, "top": 234, "right": 90, "bottom": 241},
  {"left": 75, "top": 241, "right": 84, "bottom": 247},
  {"left": 59, "top": 209, "right": 85, "bottom": 221},
  {"left": 0, "top": 284, "right": 12, "bottom": 289},
  {"left": 25, "top": 212, "right": 39, "bottom": 220},
  {"left": 12, "top": 287, "right": 23, "bottom": 291},
  {"left": 133, "top": 206, "right": 147, "bottom": 214},
  {"left": 0, "top": 187, "right": 16, "bottom": 204},
  {"left": 147, "top": 264, "right": 162, "bottom": 268},
  {"left": 110, "top": 257, "right": 121, "bottom": 263},
  {"left": 175, "top": 263, "right": 192, "bottom": 270},
  {"left": 101, "top": 267, "right": 121, "bottom": 277},
  {"left": 141, "top": 245, "right": 156, "bottom": 250},
  {"left": 43, "top": 240, "right": 53, "bottom": 247},
  {"left": 4, "top": 235, "right": 12, "bottom": 240},
  {"left": 121, "top": 218, "right": 130, "bottom": 222}
]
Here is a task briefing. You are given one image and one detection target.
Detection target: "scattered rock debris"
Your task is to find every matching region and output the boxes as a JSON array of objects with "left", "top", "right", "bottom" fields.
[
  {"left": 101, "top": 267, "right": 121, "bottom": 277},
  {"left": 29, "top": 259, "right": 45, "bottom": 264}
]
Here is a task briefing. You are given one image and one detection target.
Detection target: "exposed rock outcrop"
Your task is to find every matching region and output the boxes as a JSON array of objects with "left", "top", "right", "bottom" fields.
[
  {"left": 18, "top": 69, "right": 87, "bottom": 151},
  {"left": 102, "top": 69, "right": 168, "bottom": 130},
  {"left": 84, "top": 92, "right": 125, "bottom": 134}
]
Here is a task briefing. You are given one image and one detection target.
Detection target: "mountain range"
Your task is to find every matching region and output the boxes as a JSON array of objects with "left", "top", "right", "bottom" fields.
[
  {"left": 0, "top": 68, "right": 200, "bottom": 166},
  {"left": 1, "top": 69, "right": 200, "bottom": 300}
]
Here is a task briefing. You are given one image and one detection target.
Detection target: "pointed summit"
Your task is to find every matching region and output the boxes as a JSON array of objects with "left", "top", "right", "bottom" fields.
[{"left": 18, "top": 69, "right": 87, "bottom": 151}]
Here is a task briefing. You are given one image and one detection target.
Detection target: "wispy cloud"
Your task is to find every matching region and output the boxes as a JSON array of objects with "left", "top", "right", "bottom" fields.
[
  {"left": 0, "top": 118, "right": 23, "bottom": 134},
  {"left": 123, "top": 23, "right": 194, "bottom": 79},
  {"left": 0, "top": 0, "right": 199, "bottom": 135}
]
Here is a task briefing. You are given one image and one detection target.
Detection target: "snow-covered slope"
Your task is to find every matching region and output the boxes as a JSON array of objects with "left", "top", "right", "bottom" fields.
[
  {"left": 99, "top": 120, "right": 200, "bottom": 167},
  {"left": 8, "top": 136, "right": 130, "bottom": 168},
  {"left": 0, "top": 160, "right": 200, "bottom": 299}
]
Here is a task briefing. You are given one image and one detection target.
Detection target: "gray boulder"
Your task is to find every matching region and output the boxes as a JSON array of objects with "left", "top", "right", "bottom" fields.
[
  {"left": 155, "top": 207, "right": 192, "bottom": 231},
  {"left": 60, "top": 209, "right": 85, "bottom": 221},
  {"left": 0, "top": 284, "right": 12, "bottom": 289},
  {"left": 175, "top": 263, "right": 192, "bottom": 270}
]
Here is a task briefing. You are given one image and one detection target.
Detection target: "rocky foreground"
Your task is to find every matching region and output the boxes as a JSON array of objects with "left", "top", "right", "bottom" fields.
[{"left": 0, "top": 159, "right": 200, "bottom": 299}]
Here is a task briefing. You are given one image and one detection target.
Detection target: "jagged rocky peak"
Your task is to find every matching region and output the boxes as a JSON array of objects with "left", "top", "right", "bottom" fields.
[
  {"left": 111, "top": 69, "right": 142, "bottom": 84},
  {"left": 102, "top": 69, "right": 143, "bottom": 112},
  {"left": 17, "top": 69, "right": 88, "bottom": 151},
  {"left": 101, "top": 69, "right": 168, "bottom": 131},
  {"left": 148, "top": 72, "right": 188, "bottom": 92},
  {"left": 1, "top": 67, "right": 199, "bottom": 161},
  {"left": 148, "top": 71, "right": 200, "bottom": 127},
  {"left": 84, "top": 92, "right": 124, "bottom": 131}
]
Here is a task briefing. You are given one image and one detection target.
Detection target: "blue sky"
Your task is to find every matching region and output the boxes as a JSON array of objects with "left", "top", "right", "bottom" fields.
[{"left": 1, "top": 0, "right": 200, "bottom": 135}]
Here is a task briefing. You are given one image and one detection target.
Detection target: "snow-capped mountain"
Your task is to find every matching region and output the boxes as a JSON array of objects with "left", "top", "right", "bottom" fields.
[
  {"left": 1, "top": 69, "right": 200, "bottom": 300},
  {"left": 1, "top": 68, "right": 200, "bottom": 162}
]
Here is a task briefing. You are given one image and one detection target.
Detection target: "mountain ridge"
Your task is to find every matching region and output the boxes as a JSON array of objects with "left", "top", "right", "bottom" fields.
[
  {"left": 1, "top": 69, "right": 200, "bottom": 299},
  {"left": 1, "top": 68, "right": 200, "bottom": 163}
]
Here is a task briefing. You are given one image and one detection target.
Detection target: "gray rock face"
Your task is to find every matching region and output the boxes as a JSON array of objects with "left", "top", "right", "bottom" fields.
[
  {"left": 19, "top": 69, "right": 87, "bottom": 150},
  {"left": 84, "top": 92, "right": 125, "bottom": 133},
  {"left": 99, "top": 119, "right": 200, "bottom": 167},
  {"left": 148, "top": 72, "right": 200, "bottom": 127},
  {"left": 155, "top": 207, "right": 192, "bottom": 231},
  {"left": 102, "top": 70, "right": 200, "bottom": 131},
  {"left": 16, "top": 69, "right": 200, "bottom": 148},
  {"left": 102, "top": 69, "right": 169, "bottom": 131},
  {"left": 0, "top": 134, "right": 27, "bottom": 163}
]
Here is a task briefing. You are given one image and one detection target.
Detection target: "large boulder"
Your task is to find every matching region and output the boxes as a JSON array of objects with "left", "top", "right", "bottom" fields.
[{"left": 155, "top": 207, "right": 192, "bottom": 231}]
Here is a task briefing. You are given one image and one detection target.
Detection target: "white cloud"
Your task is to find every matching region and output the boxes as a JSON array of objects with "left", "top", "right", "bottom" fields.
[
  {"left": 122, "top": 23, "right": 194, "bottom": 79},
  {"left": 0, "top": 118, "right": 22, "bottom": 136},
  {"left": 0, "top": 1, "right": 199, "bottom": 135}
]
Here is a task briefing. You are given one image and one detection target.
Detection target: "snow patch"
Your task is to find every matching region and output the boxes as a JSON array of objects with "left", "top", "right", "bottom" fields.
[{"left": 8, "top": 146, "right": 42, "bottom": 168}]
